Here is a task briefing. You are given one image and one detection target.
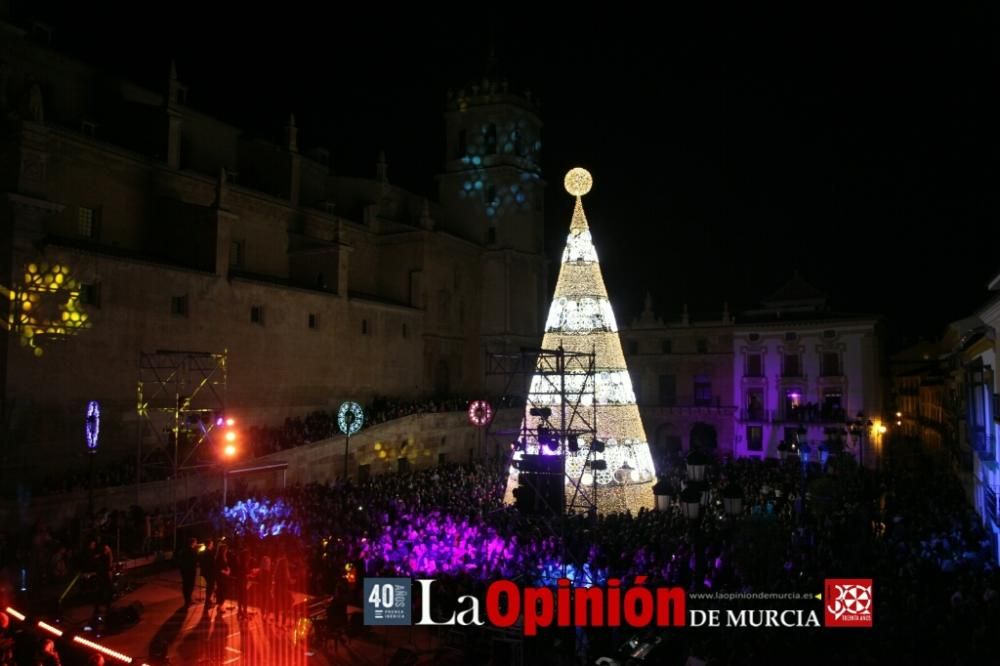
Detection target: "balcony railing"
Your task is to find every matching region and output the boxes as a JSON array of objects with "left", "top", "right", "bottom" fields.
[{"left": 738, "top": 407, "right": 848, "bottom": 424}]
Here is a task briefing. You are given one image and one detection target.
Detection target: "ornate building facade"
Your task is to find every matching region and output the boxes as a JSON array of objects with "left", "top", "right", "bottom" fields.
[
  {"left": 623, "top": 275, "right": 886, "bottom": 464},
  {"left": 0, "top": 21, "right": 546, "bottom": 475}
]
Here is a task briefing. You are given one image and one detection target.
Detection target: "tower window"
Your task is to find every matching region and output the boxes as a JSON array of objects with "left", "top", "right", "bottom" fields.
[
  {"left": 78, "top": 206, "right": 100, "bottom": 239},
  {"left": 81, "top": 283, "right": 101, "bottom": 308},
  {"left": 230, "top": 239, "right": 245, "bottom": 268},
  {"left": 484, "top": 124, "right": 497, "bottom": 155},
  {"left": 170, "top": 295, "right": 189, "bottom": 317},
  {"left": 308, "top": 313, "right": 318, "bottom": 329},
  {"left": 361, "top": 319, "right": 369, "bottom": 335},
  {"left": 402, "top": 323, "right": 408, "bottom": 338},
  {"left": 661, "top": 339, "right": 672, "bottom": 354},
  {"left": 697, "top": 338, "right": 708, "bottom": 354},
  {"left": 250, "top": 305, "right": 264, "bottom": 325}
]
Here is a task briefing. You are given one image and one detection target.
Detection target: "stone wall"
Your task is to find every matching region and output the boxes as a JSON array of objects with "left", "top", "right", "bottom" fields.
[{"left": 3, "top": 408, "right": 521, "bottom": 527}]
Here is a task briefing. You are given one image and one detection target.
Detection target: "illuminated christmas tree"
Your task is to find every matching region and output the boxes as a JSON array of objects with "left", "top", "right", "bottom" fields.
[{"left": 507, "top": 168, "right": 656, "bottom": 514}]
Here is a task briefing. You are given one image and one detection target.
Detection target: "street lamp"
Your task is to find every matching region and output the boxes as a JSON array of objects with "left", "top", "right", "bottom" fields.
[{"left": 848, "top": 411, "right": 873, "bottom": 468}]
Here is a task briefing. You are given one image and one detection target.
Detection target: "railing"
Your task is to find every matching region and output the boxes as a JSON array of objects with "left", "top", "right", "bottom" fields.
[{"left": 738, "top": 408, "right": 848, "bottom": 424}]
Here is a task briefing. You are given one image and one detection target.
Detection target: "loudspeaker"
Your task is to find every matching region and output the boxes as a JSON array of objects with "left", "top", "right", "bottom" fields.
[{"left": 514, "top": 454, "right": 565, "bottom": 516}]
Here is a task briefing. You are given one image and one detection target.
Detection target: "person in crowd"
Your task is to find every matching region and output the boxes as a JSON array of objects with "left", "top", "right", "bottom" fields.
[
  {"left": 200, "top": 538, "right": 216, "bottom": 608},
  {"left": 177, "top": 537, "right": 199, "bottom": 608}
]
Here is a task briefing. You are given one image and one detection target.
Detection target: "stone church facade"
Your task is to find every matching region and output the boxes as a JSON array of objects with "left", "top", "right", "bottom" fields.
[{"left": 0, "top": 21, "right": 546, "bottom": 474}]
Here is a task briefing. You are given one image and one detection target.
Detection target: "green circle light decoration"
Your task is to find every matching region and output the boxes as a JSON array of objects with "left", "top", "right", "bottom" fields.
[{"left": 338, "top": 401, "right": 364, "bottom": 436}]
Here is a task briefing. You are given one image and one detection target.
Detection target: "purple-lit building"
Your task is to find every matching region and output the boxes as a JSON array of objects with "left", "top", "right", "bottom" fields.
[{"left": 624, "top": 275, "right": 886, "bottom": 462}]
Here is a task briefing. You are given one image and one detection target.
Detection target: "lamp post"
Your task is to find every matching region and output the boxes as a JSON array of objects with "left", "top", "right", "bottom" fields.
[
  {"left": 337, "top": 401, "right": 364, "bottom": 481},
  {"left": 848, "top": 411, "right": 873, "bottom": 468}
]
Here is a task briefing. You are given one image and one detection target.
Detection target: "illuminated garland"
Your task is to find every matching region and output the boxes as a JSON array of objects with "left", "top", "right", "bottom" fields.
[{"left": 507, "top": 168, "right": 657, "bottom": 514}]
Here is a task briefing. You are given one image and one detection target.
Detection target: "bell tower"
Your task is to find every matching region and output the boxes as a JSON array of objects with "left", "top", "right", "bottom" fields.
[{"left": 439, "top": 75, "right": 546, "bottom": 347}]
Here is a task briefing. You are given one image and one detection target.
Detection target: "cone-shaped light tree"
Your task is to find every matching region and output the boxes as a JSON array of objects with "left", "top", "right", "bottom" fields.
[{"left": 506, "top": 168, "right": 656, "bottom": 513}]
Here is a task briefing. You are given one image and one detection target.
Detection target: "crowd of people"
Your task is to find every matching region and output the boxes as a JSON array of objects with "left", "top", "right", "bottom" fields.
[
  {"left": 3, "top": 431, "right": 997, "bottom": 664},
  {"left": 207, "top": 439, "right": 998, "bottom": 664}
]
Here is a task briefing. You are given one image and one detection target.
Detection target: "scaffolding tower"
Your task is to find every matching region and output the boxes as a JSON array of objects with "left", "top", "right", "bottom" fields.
[
  {"left": 484, "top": 345, "right": 599, "bottom": 514},
  {"left": 136, "top": 349, "right": 227, "bottom": 548}
]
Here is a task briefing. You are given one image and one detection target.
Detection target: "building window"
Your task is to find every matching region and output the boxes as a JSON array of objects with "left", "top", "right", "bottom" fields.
[
  {"left": 784, "top": 388, "right": 803, "bottom": 419},
  {"left": 748, "top": 333, "right": 760, "bottom": 342},
  {"left": 746, "top": 389, "right": 765, "bottom": 420},
  {"left": 170, "top": 295, "right": 188, "bottom": 317},
  {"left": 694, "top": 378, "right": 713, "bottom": 407},
  {"left": 661, "top": 339, "right": 672, "bottom": 354},
  {"left": 746, "top": 426, "right": 763, "bottom": 452},
  {"left": 484, "top": 124, "right": 497, "bottom": 155},
  {"left": 659, "top": 375, "right": 677, "bottom": 407},
  {"left": 746, "top": 353, "right": 762, "bottom": 377},
  {"left": 783, "top": 353, "right": 800, "bottom": 377},
  {"left": 81, "top": 283, "right": 101, "bottom": 308},
  {"left": 697, "top": 338, "right": 708, "bottom": 354},
  {"left": 785, "top": 332, "right": 797, "bottom": 342},
  {"left": 402, "top": 323, "right": 408, "bottom": 338},
  {"left": 230, "top": 239, "right": 245, "bottom": 268},
  {"left": 308, "top": 313, "right": 318, "bottom": 329},
  {"left": 250, "top": 305, "right": 264, "bottom": 325},
  {"left": 485, "top": 185, "right": 499, "bottom": 209},
  {"left": 361, "top": 319, "right": 369, "bottom": 335},
  {"left": 822, "top": 352, "right": 841, "bottom": 376},
  {"left": 627, "top": 340, "right": 638, "bottom": 355},
  {"left": 78, "top": 206, "right": 99, "bottom": 239},
  {"left": 823, "top": 329, "right": 837, "bottom": 339},
  {"left": 822, "top": 389, "right": 843, "bottom": 420}
]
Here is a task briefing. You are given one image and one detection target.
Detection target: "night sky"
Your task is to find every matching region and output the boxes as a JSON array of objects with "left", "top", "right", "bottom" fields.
[{"left": 17, "top": 2, "right": 1000, "bottom": 346}]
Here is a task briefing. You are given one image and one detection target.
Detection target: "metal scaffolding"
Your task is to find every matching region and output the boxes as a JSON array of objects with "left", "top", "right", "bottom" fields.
[
  {"left": 136, "top": 349, "right": 227, "bottom": 548},
  {"left": 484, "top": 345, "right": 599, "bottom": 514}
]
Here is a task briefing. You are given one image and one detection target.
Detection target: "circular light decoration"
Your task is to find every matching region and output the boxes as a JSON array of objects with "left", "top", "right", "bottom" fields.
[
  {"left": 564, "top": 167, "right": 593, "bottom": 197},
  {"left": 337, "top": 401, "right": 364, "bottom": 436},
  {"left": 85, "top": 400, "right": 100, "bottom": 453},
  {"left": 467, "top": 400, "right": 494, "bottom": 428}
]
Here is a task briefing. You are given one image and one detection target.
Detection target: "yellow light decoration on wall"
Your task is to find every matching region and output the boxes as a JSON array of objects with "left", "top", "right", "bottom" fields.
[
  {"left": 4, "top": 262, "right": 92, "bottom": 357},
  {"left": 506, "top": 168, "right": 657, "bottom": 514}
]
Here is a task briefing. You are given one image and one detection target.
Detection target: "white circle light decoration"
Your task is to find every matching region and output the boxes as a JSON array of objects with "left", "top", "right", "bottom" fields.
[
  {"left": 564, "top": 167, "right": 593, "bottom": 197},
  {"left": 467, "top": 400, "right": 494, "bottom": 428},
  {"left": 337, "top": 401, "right": 364, "bottom": 436}
]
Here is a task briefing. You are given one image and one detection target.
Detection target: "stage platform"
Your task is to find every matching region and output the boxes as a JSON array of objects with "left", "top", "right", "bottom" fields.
[{"left": 56, "top": 569, "right": 449, "bottom": 666}]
